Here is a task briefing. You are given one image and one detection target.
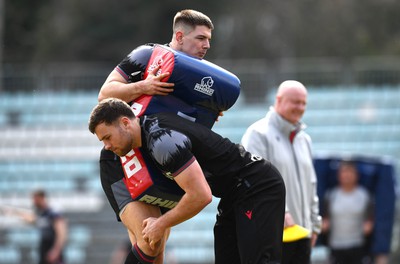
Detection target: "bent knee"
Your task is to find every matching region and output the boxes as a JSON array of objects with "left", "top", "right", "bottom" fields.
[{"left": 137, "top": 240, "right": 164, "bottom": 257}]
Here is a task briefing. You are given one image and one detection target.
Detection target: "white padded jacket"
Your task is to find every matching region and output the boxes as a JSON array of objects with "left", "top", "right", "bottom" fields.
[{"left": 241, "top": 107, "right": 322, "bottom": 236}]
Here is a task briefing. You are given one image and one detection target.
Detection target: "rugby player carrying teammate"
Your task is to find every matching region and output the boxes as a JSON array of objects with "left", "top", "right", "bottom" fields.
[
  {"left": 89, "top": 98, "right": 286, "bottom": 264},
  {"left": 96, "top": 9, "right": 240, "bottom": 264}
]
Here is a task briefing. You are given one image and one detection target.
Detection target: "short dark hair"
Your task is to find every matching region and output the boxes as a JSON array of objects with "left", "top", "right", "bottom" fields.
[
  {"left": 33, "top": 189, "right": 46, "bottom": 198},
  {"left": 339, "top": 160, "right": 357, "bottom": 169},
  {"left": 88, "top": 98, "right": 135, "bottom": 134},
  {"left": 173, "top": 9, "right": 214, "bottom": 32},
  {"left": 338, "top": 160, "right": 358, "bottom": 176}
]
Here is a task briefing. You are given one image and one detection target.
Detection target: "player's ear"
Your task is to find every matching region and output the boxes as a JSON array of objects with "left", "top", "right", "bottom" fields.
[
  {"left": 120, "top": 116, "right": 131, "bottom": 128},
  {"left": 175, "top": 31, "right": 184, "bottom": 45}
]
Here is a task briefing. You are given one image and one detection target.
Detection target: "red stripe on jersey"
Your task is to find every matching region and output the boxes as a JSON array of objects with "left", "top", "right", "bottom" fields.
[
  {"left": 115, "top": 66, "right": 129, "bottom": 81},
  {"left": 171, "top": 156, "right": 196, "bottom": 177}
]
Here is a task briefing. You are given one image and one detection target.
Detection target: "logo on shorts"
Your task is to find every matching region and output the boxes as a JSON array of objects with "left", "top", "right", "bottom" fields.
[
  {"left": 139, "top": 194, "right": 178, "bottom": 209},
  {"left": 194, "top": 76, "right": 215, "bottom": 96},
  {"left": 245, "top": 210, "right": 253, "bottom": 220}
]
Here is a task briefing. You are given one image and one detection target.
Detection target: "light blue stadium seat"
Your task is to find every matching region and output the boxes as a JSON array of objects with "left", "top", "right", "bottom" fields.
[
  {"left": 3, "top": 226, "right": 91, "bottom": 264},
  {"left": 0, "top": 246, "right": 21, "bottom": 264},
  {"left": 0, "top": 160, "right": 100, "bottom": 194},
  {"left": 65, "top": 246, "right": 87, "bottom": 264},
  {"left": 6, "top": 228, "right": 39, "bottom": 246},
  {"left": 69, "top": 225, "right": 91, "bottom": 247},
  {"left": 0, "top": 91, "right": 98, "bottom": 127},
  {"left": 0, "top": 160, "right": 98, "bottom": 176},
  {"left": 168, "top": 247, "right": 215, "bottom": 263}
]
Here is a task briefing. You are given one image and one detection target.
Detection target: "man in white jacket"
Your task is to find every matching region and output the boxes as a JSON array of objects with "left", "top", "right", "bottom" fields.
[{"left": 241, "top": 80, "right": 322, "bottom": 264}]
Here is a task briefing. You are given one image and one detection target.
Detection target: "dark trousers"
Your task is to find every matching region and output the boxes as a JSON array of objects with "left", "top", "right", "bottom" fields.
[
  {"left": 282, "top": 238, "right": 311, "bottom": 264},
  {"left": 330, "top": 246, "right": 366, "bottom": 264},
  {"left": 214, "top": 161, "right": 286, "bottom": 264}
]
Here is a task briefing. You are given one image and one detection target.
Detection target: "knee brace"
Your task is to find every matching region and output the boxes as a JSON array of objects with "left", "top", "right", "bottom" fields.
[{"left": 124, "top": 243, "right": 156, "bottom": 264}]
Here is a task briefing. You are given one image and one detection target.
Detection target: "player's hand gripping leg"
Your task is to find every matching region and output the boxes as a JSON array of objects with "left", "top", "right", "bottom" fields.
[{"left": 120, "top": 202, "right": 168, "bottom": 263}]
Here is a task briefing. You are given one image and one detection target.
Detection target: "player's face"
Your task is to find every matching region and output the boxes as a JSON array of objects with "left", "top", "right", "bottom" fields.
[
  {"left": 181, "top": 25, "right": 211, "bottom": 59},
  {"left": 95, "top": 121, "right": 133, "bottom": 157},
  {"left": 32, "top": 194, "right": 44, "bottom": 210},
  {"left": 338, "top": 166, "right": 358, "bottom": 187},
  {"left": 277, "top": 91, "right": 307, "bottom": 125}
]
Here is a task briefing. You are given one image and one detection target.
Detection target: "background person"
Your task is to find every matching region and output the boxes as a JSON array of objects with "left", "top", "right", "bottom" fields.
[
  {"left": 5, "top": 189, "right": 68, "bottom": 264},
  {"left": 241, "top": 80, "right": 322, "bottom": 264},
  {"left": 321, "top": 160, "right": 374, "bottom": 264}
]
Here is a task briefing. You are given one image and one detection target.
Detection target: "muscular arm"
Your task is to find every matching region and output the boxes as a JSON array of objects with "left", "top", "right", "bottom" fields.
[
  {"left": 142, "top": 160, "right": 212, "bottom": 249},
  {"left": 98, "top": 66, "right": 175, "bottom": 102}
]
